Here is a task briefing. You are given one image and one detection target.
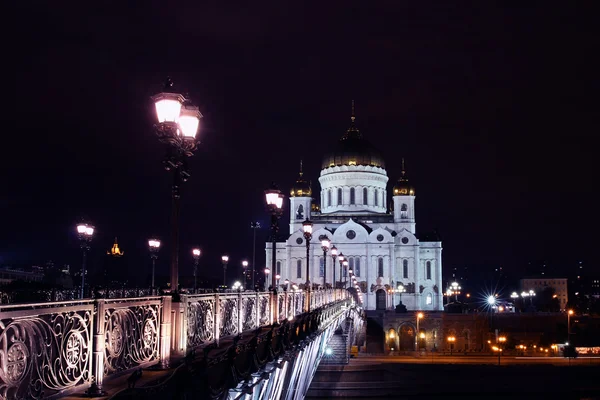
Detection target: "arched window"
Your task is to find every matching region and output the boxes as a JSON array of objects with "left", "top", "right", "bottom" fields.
[
  {"left": 355, "top": 258, "right": 361, "bottom": 277},
  {"left": 350, "top": 188, "right": 355, "bottom": 205},
  {"left": 426, "top": 261, "right": 431, "bottom": 280},
  {"left": 378, "top": 258, "right": 384, "bottom": 278},
  {"left": 296, "top": 260, "right": 302, "bottom": 279},
  {"left": 403, "top": 259, "right": 408, "bottom": 278},
  {"left": 337, "top": 188, "right": 342, "bottom": 205},
  {"left": 374, "top": 189, "right": 379, "bottom": 206},
  {"left": 426, "top": 293, "right": 432, "bottom": 305},
  {"left": 349, "top": 258, "right": 354, "bottom": 275},
  {"left": 328, "top": 190, "right": 332, "bottom": 207},
  {"left": 400, "top": 203, "right": 408, "bottom": 219},
  {"left": 296, "top": 204, "right": 304, "bottom": 220},
  {"left": 363, "top": 188, "right": 368, "bottom": 205},
  {"left": 276, "top": 261, "right": 281, "bottom": 275},
  {"left": 319, "top": 258, "right": 324, "bottom": 277}
]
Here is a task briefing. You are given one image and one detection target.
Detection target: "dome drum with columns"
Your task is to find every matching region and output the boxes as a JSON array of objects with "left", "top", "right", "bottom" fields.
[{"left": 267, "top": 104, "right": 443, "bottom": 312}]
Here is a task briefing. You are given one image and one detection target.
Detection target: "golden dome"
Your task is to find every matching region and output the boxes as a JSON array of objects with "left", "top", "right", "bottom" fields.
[
  {"left": 393, "top": 159, "right": 415, "bottom": 196},
  {"left": 290, "top": 161, "right": 312, "bottom": 197},
  {"left": 107, "top": 237, "right": 124, "bottom": 257}
]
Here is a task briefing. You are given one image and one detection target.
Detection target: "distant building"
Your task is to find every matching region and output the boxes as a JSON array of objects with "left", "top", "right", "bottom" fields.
[
  {"left": 520, "top": 277, "right": 568, "bottom": 310},
  {"left": 269, "top": 110, "right": 443, "bottom": 311},
  {"left": 0, "top": 266, "right": 44, "bottom": 285}
]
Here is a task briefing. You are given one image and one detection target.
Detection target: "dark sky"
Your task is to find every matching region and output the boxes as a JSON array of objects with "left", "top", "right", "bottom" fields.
[{"left": 3, "top": 2, "right": 598, "bottom": 289}]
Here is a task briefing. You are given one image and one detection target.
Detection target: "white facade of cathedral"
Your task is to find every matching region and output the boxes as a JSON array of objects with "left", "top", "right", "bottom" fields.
[{"left": 266, "top": 115, "right": 443, "bottom": 311}]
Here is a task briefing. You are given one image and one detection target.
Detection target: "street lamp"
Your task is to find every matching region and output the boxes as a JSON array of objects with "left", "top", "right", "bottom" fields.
[
  {"left": 148, "top": 239, "right": 161, "bottom": 290},
  {"left": 415, "top": 312, "right": 424, "bottom": 351},
  {"left": 449, "top": 281, "right": 461, "bottom": 301},
  {"left": 321, "top": 236, "right": 330, "bottom": 288},
  {"left": 265, "top": 183, "right": 284, "bottom": 292},
  {"left": 447, "top": 335, "right": 456, "bottom": 355},
  {"left": 76, "top": 222, "right": 94, "bottom": 299},
  {"left": 498, "top": 335, "right": 506, "bottom": 365},
  {"left": 221, "top": 255, "right": 229, "bottom": 286},
  {"left": 302, "top": 219, "right": 313, "bottom": 311},
  {"left": 192, "top": 248, "right": 201, "bottom": 292},
  {"left": 242, "top": 260, "right": 249, "bottom": 288},
  {"left": 152, "top": 78, "right": 202, "bottom": 293},
  {"left": 250, "top": 222, "right": 261, "bottom": 289},
  {"left": 264, "top": 268, "right": 271, "bottom": 290},
  {"left": 330, "top": 245, "right": 338, "bottom": 294},
  {"left": 343, "top": 260, "right": 349, "bottom": 287},
  {"left": 396, "top": 284, "right": 406, "bottom": 305},
  {"left": 568, "top": 309, "right": 574, "bottom": 346},
  {"left": 275, "top": 274, "right": 281, "bottom": 288},
  {"left": 337, "top": 253, "right": 345, "bottom": 289}
]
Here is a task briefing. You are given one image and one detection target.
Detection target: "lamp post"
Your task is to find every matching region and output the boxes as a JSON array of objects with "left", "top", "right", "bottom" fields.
[
  {"left": 152, "top": 78, "right": 202, "bottom": 293},
  {"left": 302, "top": 219, "right": 313, "bottom": 311},
  {"left": 337, "top": 253, "right": 345, "bottom": 289},
  {"left": 498, "top": 336, "right": 506, "bottom": 365},
  {"left": 264, "top": 268, "right": 270, "bottom": 290},
  {"left": 148, "top": 239, "right": 161, "bottom": 290},
  {"left": 568, "top": 309, "right": 574, "bottom": 346},
  {"left": 221, "top": 255, "right": 229, "bottom": 286},
  {"left": 415, "top": 312, "right": 424, "bottom": 351},
  {"left": 330, "top": 246, "right": 337, "bottom": 297},
  {"left": 449, "top": 281, "right": 461, "bottom": 302},
  {"left": 447, "top": 336, "right": 456, "bottom": 355},
  {"left": 76, "top": 223, "right": 94, "bottom": 299},
  {"left": 396, "top": 284, "right": 406, "bottom": 305},
  {"left": 192, "top": 248, "right": 201, "bottom": 292},
  {"left": 250, "top": 222, "right": 261, "bottom": 289},
  {"left": 265, "top": 183, "right": 284, "bottom": 292},
  {"left": 343, "top": 260, "right": 349, "bottom": 288},
  {"left": 242, "top": 260, "right": 249, "bottom": 288},
  {"left": 321, "top": 236, "right": 330, "bottom": 288}
]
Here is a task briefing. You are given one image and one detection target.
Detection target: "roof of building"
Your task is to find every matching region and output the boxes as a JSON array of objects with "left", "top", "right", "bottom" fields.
[{"left": 321, "top": 103, "right": 385, "bottom": 169}]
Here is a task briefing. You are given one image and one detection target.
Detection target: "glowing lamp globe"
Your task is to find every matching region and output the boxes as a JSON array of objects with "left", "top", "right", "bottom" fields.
[
  {"left": 152, "top": 91, "right": 185, "bottom": 123},
  {"left": 77, "top": 224, "right": 87, "bottom": 234},
  {"left": 148, "top": 239, "right": 161, "bottom": 249},
  {"left": 302, "top": 219, "right": 313, "bottom": 235},
  {"left": 265, "top": 185, "right": 284, "bottom": 210},
  {"left": 487, "top": 295, "right": 496, "bottom": 305},
  {"left": 330, "top": 245, "right": 338, "bottom": 257},
  {"left": 178, "top": 105, "right": 201, "bottom": 139},
  {"left": 192, "top": 248, "right": 201, "bottom": 257},
  {"left": 221, "top": 255, "right": 229, "bottom": 262},
  {"left": 321, "top": 238, "right": 330, "bottom": 249}
]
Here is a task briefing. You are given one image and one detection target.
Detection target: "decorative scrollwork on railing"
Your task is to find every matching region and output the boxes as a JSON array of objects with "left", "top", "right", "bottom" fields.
[
  {"left": 104, "top": 304, "right": 159, "bottom": 375},
  {"left": 0, "top": 308, "right": 92, "bottom": 400},
  {"left": 278, "top": 293, "right": 286, "bottom": 321},
  {"left": 186, "top": 298, "right": 215, "bottom": 349},
  {"left": 295, "top": 292, "right": 304, "bottom": 315},
  {"left": 241, "top": 296, "right": 256, "bottom": 331},
  {"left": 258, "top": 294, "right": 270, "bottom": 326},
  {"left": 219, "top": 297, "right": 238, "bottom": 337}
]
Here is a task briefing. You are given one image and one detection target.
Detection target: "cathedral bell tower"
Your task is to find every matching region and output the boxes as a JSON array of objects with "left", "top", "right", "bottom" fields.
[
  {"left": 392, "top": 159, "right": 416, "bottom": 233},
  {"left": 289, "top": 161, "right": 312, "bottom": 234}
]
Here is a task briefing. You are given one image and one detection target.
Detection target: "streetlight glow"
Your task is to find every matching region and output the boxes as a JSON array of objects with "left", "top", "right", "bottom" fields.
[
  {"left": 221, "top": 255, "right": 229, "bottom": 262},
  {"left": 192, "top": 248, "right": 201, "bottom": 257},
  {"left": 487, "top": 295, "right": 496, "bottom": 305},
  {"left": 178, "top": 105, "right": 201, "bottom": 139}
]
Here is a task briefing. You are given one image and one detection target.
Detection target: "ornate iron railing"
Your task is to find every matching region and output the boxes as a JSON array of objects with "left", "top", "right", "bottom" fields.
[
  {"left": 102, "top": 297, "right": 162, "bottom": 376},
  {"left": 0, "top": 289, "right": 349, "bottom": 398},
  {"left": 0, "top": 300, "right": 95, "bottom": 400}
]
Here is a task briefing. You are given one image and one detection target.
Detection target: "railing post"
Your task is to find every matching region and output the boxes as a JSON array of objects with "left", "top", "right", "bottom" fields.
[
  {"left": 255, "top": 291, "right": 260, "bottom": 328},
  {"left": 214, "top": 292, "right": 220, "bottom": 346},
  {"left": 160, "top": 296, "right": 172, "bottom": 368},
  {"left": 87, "top": 298, "right": 106, "bottom": 395},
  {"left": 238, "top": 290, "right": 243, "bottom": 334}
]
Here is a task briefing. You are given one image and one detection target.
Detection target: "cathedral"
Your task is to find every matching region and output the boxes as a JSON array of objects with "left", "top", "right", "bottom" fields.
[{"left": 266, "top": 109, "right": 443, "bottom": 311}]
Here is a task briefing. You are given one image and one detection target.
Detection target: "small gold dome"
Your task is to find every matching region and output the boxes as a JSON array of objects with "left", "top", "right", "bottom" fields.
[
  {"left": 290, "top": 161, "right": 312, "bottom": 197},
  {"left": 393, "top": 159, "right": 415, "bottom": 196}
]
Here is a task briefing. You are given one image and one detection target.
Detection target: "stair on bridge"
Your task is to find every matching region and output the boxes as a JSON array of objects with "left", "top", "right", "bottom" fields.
[{"left": 320, "top": 317, "right": 353, "bottom": 365}]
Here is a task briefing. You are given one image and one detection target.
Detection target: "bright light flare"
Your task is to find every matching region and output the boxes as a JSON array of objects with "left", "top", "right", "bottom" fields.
[
  {"left": 154, "top": 99, "right": 182, "bottom": 123},
  {"left": 148, "top": 239, "right": 161, "bottom": 248},
  {"left": 192, "top": 248, "right": 201, "bottom": 257}
]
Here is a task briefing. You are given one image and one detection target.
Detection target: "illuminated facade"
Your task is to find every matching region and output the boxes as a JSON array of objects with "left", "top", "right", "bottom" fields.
[{"left": 267, "top": 109, "right": 443, "bottom": 311}]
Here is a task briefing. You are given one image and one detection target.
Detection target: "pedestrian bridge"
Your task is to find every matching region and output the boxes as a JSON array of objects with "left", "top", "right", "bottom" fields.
[{"left": 0, "top": 289, "right": 364, "bottom": 399}]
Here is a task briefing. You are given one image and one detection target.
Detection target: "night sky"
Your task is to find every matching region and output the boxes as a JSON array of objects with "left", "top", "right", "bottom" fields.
[{"left": 3, "top": 2, "right": 598, "bottom": 290}]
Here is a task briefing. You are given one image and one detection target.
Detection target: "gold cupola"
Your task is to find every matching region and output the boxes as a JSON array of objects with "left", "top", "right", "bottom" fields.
[
  {"left": 290, "top": 160, "right": 312, "bottom": 197},
  {"left": 393, "top": 159, "right": 415, "bottom": 196},
  {"left": 107, "top": 237, "right": 124, "bottom": 257}
]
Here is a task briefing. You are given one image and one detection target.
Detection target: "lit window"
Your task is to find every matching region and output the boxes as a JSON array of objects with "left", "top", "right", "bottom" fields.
[{"left": 426, "top": 294, "right": 432, "bottom": 305}]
